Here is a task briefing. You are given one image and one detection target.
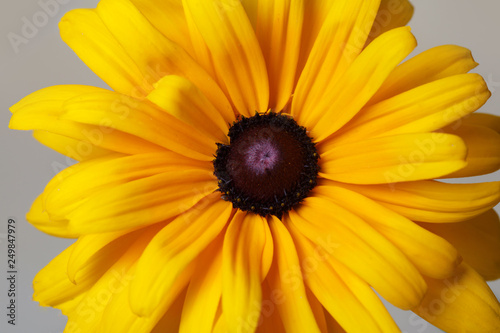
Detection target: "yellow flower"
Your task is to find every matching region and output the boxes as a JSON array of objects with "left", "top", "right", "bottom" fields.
[{"left": 9, "top": 0, "right": 500, "bottom": 332}]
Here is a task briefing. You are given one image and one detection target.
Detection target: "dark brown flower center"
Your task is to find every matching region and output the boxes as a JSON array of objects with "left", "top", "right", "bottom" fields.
[{"left": 213, "top": 112, "right": 319, "bottom": 218}]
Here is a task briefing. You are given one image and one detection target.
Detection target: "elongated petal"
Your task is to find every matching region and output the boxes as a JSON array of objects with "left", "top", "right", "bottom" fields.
[
  {"left": 296, "top": 27, "right": 416, "bottom": 141},
  {"left": 370, "top": 45, "right": 479, "bottom": 104},
  {"left": 33, "top": 131, "right": 114, "bottom": 161},
  {"left": 222, "top": 211, "right": 273, "bottom": 332},
  {"left": 287, "top": 221, "right": 400, "bottom": 332},
  {"left": 183, "top": 0, "right": 269, "bottom": 116},
  {"left": 146, "top": 75, "right": 231, "bottom": 142},
  {"left": 413, "top": 263, "right": 500, "bottom": 332},
  {"left": 35, "top": 152, "right": 214, "bottom": 235},
  {"left": 254, "top": 282, "right": 287, "bottom": 333},
  {"left": 179, "top": 237, "right": 224, "bottom": 333},
  {"left": 33, "top": 244, "right": 99, "bottom": 309},
  {"left": 130, "top": 195, "right": 232, "bottom": 316},
  {"left": 98, "top": 0, "right": 234, "bottom": 118},
  {"left": 465, "top": 112, "right": 500, "bottom": 133},
  {"left": 98, "top": 264, "right": 194, "bottom": 333},
  {"left": 313, "top": 184, "right": 461, "bottom": 279},
  {"left": 59, "top": 9, "right": 152, "bottom": 96},
  {"left": 57, "top": 293, "right": 86, "bottom": 317},
  {"left": 443, "top": 123, "right": 500, "bottom": 178},
  {"left": 128, "top": 0, "right": 194, "bottom": 55},
  {"left": 37, "top": 223, "right": 161, "bottom": 330},
  {"left": 150, "top": 290, "right": 186, "bottom": 333},
  {"left": 305, "top": 288, "right": 328, "bottom": 332},
  {"left": 292, "top": 0, "right": 380, "bottom": 124},
  {"left": 9, "top": 85, "right": 166, "bottom": 156},
  {"left": 267, "top": 216, "right": 322, "bottom": 333},
  {"left": 255, "top": 0, "right": 304, "bottom": 111},
  {"left": 320, "top": 133, "right": 467, "bottom": 184},
  {"left": 59, "top": 90, "right": 216, "bottom": 160},
  {"left": 323, "top": 309, "right": 347, "bottom": 333},
  {"left": 67, "top": 229, "right": 142, "bottom": 283},
  {"left": 421, "top": 210, "right": 500, "bottom": 281},
  {"left": 333, "top": 73, "right": 490, "bottom": 144},
  {"left": 43, "top": 152, "right": 208, "bottom": 217},
  {"left": 369, "top": 45, "right": 478, "bottom": 104},
  {"left": 296, "top": 0, "right": 335, "bottom": 74},
  {"left": 69, "top": 171, "right": 215, "bottom": 234},
  {"left": 341, "top": 181, "right": 500, "bottom": 223},
  {"left": 366, "top": 0, "right": 414, "bottom": 44},
  {"left": 331, "top": 259, "right": 400, "bottom": 333},
  {"left": 27, "top": 194, "right": 75, "bottom": 238},
  {"left": 288, "top": 197, "right": 427, "bottom": 310},
  {"left": 182, "top": 5, "right": 219, "bottom": 81}
]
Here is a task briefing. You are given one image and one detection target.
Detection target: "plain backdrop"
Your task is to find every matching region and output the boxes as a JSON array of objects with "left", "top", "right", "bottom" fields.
[{"left": 1, "top": 1, "right": 500, "bottom": 332}]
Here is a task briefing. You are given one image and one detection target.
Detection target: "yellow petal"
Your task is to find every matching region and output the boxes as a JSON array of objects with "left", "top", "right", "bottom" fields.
[
  {"left": 57, "top": 293, "right": 87, "bottom": 317},
  {"left": 128, "top": 0, "right": 194, "bottom": 55},
  {"left": 98, "top": 264, "right": 194, "bottom": 332},
  {"left": 267, "top": 216, "right": 322, "bottom": 333},
  {"left": 323, "top": 309, "right": 347, "bottom": 333},
  {"left": 366, "top": 0, "right": 414, "bottom": 45},
  {"left": 150, "top": 289, "right": 186, "bottom": 333},
  {"left": 9, "top": 85, "right": 165, "bottom": 156},
  {"left": 296, "top": 27, "right": 416, "bottom": 142},
  {"left": 421, "top": 210, "right": 500, "bottom": 281},
  {"left": 255, "top": 0, "right": 304, "bottom": 111},
  {"left": 465, "top": 112, "right": 500, "bottom": 133},
  {"left": 44, "top": 152, "right": 207, "bottom": 217},
  {"left": 296, "top": 0, "right": 335, "bottom": 76},
  {"left": 67, "top": 228, "right": 143, "bottom": 283},
  {"left": 98, "top": 0, "right": 234, "bottom": 117},
  {"left": 37, "top": 152, "right": 213, "bottom": 235},
  {"left": 33, "top": 131, "right": 114, "bottom": 161},
  {"left": 254, "top": 282, "right": 287, "bottom": 333},
  {"left": 130, "top": 195, "right": 232, "bottom": 316},
  {"left": 147, "top": 75, "right": 231, "bottom": 143},
  {"left": 288, "top": 197, "right": 427, "bottom": 310},
  {"left": 333, "top": 73, "right": 490, "bottom": 144},
  {"left": 313, "top": 183, "right": 461, "bottom": 279},
  {"left": 370, "top": 45, "right": 479, "bottom": 104},
  {"left": 287, "top": 220, "right": 400, "bottom": 332},
  {"left": 179, "top": 237, "right": 224, "bottom": 333},
  {"left": 413, "top": 263, "right": 500, "bottom": 332},
  {"left": 182, "top": 5, "right": 219, "bottom": 81},
  {"left": 443, "top": 123, "right": 500, "bottom": 178},
  {"left": 57, "top": 221, "right": 162, "bottom": 332},
  {"left": 26, "top": 194, "right": 75, "bottom": 238},
  {"left": 59, "top": 9, "right": 153, "bottom": 96},
  {"left": 340, "top": 181, "right": 500, "bottom": 223},
  {"left": 212, "top": 312, "right": 227, "bottom": 333},
  {"left": 320, "top": 132, "right": 467, "bottom": 184},
  {"left": 33, "top": 244, "right": 98, "bottom": 309},
  {"left": 222, "top": 211, "right": 273, "bottom": 332},
  {"left": 68, "top": 171, "right": 215, "bottom": 234},
  {"left": 59, "top": 90, "right": 216, "bottom": 160},
  {"left": 292, "top": 0, "right": 381, "bottom": 125},
  {"left": 183, "top": 0, "right": 269, "bottom": 116},
  {"left": 305, "top": 288, "right": 329, "bottom": 332}
]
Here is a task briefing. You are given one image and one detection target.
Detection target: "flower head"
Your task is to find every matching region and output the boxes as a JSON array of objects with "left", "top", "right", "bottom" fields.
[{"left": 10, "top": 0, "right": 500, "bottom": 332}]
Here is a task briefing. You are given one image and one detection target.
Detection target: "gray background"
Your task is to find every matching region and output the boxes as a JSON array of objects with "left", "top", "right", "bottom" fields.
[{"left": 1, "top": 1, "right": 499, "bottom": 332}]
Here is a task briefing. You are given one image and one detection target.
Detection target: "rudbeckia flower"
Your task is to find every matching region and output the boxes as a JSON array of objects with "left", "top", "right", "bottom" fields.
[{"left": 9, "top": 0, "right": 500, "bottom": 332}]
